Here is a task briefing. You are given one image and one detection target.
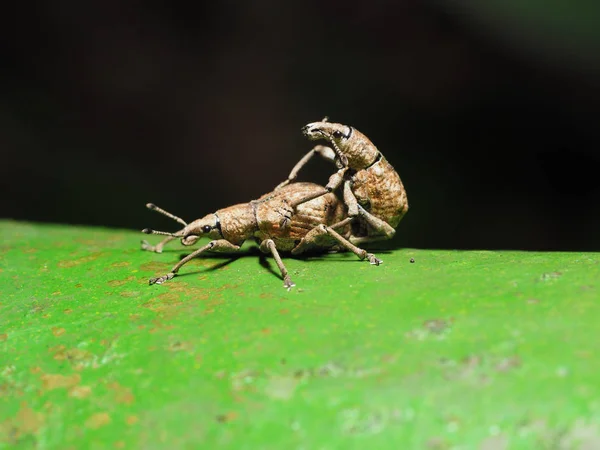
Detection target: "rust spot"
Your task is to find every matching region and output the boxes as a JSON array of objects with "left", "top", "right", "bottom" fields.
[
  {"left": 58, "top": 252, "right": 106, "bottom": 268},
  {"left": 50, "top": 346, "right": 93, "bottom": 364},
  {"left": 0, "top": 334, "right": 7, "bottom": 341},
  {"left": 69, "top": 385, "right": 92, "bottom": 399},
  {"left": 149, "top": 320, "right": 175, "bottom": 334},
  {"left": 111, "top": 261, "right": 131, "bottom": 268},
  {"left": 280, "top": 309, "right": 289, "bottom": 315},
  {"left": 119, "top": 291, "right": 140, "bottom": 298},
  {"left": 140, "top": 261, "right": 170, "bottom": 272},
  {"left": 52, "top": 327, "right": 66, "bottom": 337},
  {"left": 85, "top": 412, "right": 111, "bottom": 429},
  {"left": 495, "top": 356, "right": 521, "bottom": 373},
  {"left": 423, "top": 319, "right": 451, "bottom": 334},
  {"left": 527, "top": 298, "right": 540, "bottom": 304},
  {"left": 126, "top": 415, "right": 139, "bottom": 426},
  {"left": 216, "top": 412, "right": 237, "bottom": 423},
  {"left": 107, "top": 382, "right": 135, "bottom": 405},
  {"left": 108, "top": 276, "right": 135, "bottom": 287},
  {"left": 129, "top": 314, "right": 140, "bottom": 321},
  {"left": 63, "top": 309, "right": 73, "bottom": 314},
  {"left": 30, "top": 366, "right": 42, "bottom": 374},
  {"left": 74, "top": 283, "right": 83, "bottom": 288},
  {"left": 40, "top": 373, "right": 81, "bottom": 391},
  {"left": 540, "top": 272, "right": 562, "bottom": 282},
  {"left": 261, "top": 328, "right": 271, "bottom": 335},
  {"left": 158, "top": 292, "right": 182, "bottom": 305},
  {"left": 0, "top": 402, "right": 45, "bottom": 442},
  {"left": 168, "top": 341, "right": 192, "bottom": 352},
  {"left": 114, "top": 441, "right": 125, "bottom": 449}
]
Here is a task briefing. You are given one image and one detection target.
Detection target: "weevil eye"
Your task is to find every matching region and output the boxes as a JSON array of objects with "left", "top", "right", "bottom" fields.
[
  {"left": 202, "top": 225, "right": 212, "bottom": 233},
  {"left": 332, "top": 130, "right": 343, "bottom": 139}
]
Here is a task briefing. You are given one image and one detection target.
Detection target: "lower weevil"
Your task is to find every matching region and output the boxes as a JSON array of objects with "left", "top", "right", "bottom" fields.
[{"left": 141, "top": 182, "right": 381, "bottom": 289}]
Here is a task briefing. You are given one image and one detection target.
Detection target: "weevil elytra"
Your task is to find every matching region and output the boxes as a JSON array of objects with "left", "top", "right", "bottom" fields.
[
  {"left": 276, "top": 118, "right": 408, "bottom": 247},
  {"left": 141, "top": 182, "right": 381, "bottom": 289}
]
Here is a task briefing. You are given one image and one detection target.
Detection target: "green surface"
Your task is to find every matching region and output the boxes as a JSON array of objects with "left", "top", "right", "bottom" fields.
[{"left": 1, "top": 220, "right": 600, "bottom": 449}]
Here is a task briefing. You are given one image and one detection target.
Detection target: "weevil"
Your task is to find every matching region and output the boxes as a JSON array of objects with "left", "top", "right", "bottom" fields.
[
  {"left": 141, "top": 182, "right": 381, "bottom": 289},
  {"left": 276, "top": 118, "right": 408, "bottom": 247}
]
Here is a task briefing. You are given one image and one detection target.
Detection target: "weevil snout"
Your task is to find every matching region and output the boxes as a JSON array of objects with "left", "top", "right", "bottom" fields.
[
  {"left": 302, "top": 122, "right": 353, "bottom": 142},
  {"left": 301, "top": 123, "right": 322, "bottom": 138}
]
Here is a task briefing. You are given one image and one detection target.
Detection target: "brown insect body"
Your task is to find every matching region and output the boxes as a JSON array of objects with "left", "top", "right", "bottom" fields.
[
  {"left": 141, "top": 182, "right": 371, "bottom": 289},
  {"left": 253, "top": 182, "right": 347, "bottom": 251},
  {"left": 351, "top": 156, "right": 408, "bottom": 235},
  {"left": 278, "top": 119, "right": 408, "bottom": 246}
]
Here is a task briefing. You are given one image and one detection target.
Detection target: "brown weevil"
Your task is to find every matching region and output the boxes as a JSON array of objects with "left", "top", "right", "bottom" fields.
[
  {"left": 276, "top": 118, "right": 408, "bottom": 248},
  {"left": 141, "top": 182, "right": 381, "bottom": 289}
]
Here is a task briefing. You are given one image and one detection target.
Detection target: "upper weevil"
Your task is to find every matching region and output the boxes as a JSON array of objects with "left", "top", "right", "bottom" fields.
[
  {"left": 141, "top": 182, "right": 381, "bottom": 289},
  {"left": 276, "top": 118, "right": 408, "bottom": 247}
]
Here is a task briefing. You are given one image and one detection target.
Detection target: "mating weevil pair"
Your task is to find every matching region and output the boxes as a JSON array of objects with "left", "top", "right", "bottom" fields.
[{"left": 141, "top": 118, "right": 408, "bottom": 288}]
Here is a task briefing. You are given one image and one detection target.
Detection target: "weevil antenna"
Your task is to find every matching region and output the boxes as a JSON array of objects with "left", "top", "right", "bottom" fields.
[
  {"left": 141, "top": 228, "right": 182, "bottom": 237},
  {"left": 146, "top": 203, "right": 187, "bottom": 226},
  {"left": 330, "top": 139, "right": 348, "bottom": 167}
]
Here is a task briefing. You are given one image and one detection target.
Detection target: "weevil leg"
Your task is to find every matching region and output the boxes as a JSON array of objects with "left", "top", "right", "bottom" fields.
[
  {"left": 275, "top": 145, "right": 337, "bottom": 191},
  {"left": 348, "top": 235, "right": 390, "bottom": 246},
  {"left": 259, "top": 239, "right": 295, "bottom": 290},
  {"left": 149, "top": 239, "right": 241, "bottom": 285},
  {"left": 342, "top": 187, "right": 396, "bottom": 239},
  {"left": 343, "top": 180, "right": 359, "bottom": 217},
  {"left": 355, "top": 204, "right": 397, "bottom": 239},
  {"left": 289, "top": 167, "right": 347, "bottom": 209},
  {"left": 141, "top": 235, "right": 178, "bottom": 253},
  {"left": 292, "top": 220, "right": 382, "bottom": 265}
]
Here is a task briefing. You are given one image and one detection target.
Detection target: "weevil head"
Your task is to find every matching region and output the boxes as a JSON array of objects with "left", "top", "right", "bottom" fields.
[
  {"left": 180, "top": 214, "right": 222, "bottom": 245},
  {"left": 301, "top": 120, "right": 379, "bottom": 169}
]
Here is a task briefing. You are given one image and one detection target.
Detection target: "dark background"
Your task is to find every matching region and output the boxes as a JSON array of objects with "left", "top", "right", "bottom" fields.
[{"left": 2, "top": 0, "right": 599, "bottom": 250}]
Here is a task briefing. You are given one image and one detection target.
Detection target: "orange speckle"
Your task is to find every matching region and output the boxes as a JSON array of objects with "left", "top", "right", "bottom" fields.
[
  {"left": 40, "top": 373, "right": 81, "bottom": 391},
  {"left": 261, "top": 328, "right": 271, "bottom": 335},
  {"left": 85, "top": 412, "right": 111, "bottom": 429},
  {"left": 114, "top": 441, "right": 125, "bottom": 448},
  {"left": 279, "top": 309, "right": 289, "bottom": 315},
  {"left": 30, "top": 366, "right": 42, "bottom": 374},
  {"left": 107, "top": 382, "right": 135, "bottom": 405},
  {"left": 126, "top": 415, "right": 139, "bottom": 425},
  {"left": 216, "top": 411, "right": 238, "bottom": 423},
  {"left": 52, "top": 327, "right": 66, "bottom": 337},
  {"left": 69, "top": 385, "right": 92, "bottom": 399},
  {"left": 0, "top": 333, "right": 7, "bottom": 341},
  {"left": 11, "top": 401, "right": 45, "bottom": 436},
  {"left": 63, "top": 309, "right": 73, "bottom": 314},
  {"left": 111, "top": 261, "right": 131, "bottom": 268}
]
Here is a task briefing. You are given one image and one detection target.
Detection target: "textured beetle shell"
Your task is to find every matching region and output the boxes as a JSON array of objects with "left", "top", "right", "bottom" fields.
[
  {"left": 216, "top": 203, "right": 257, "bottom": 246},
  {"left": 351, "top": 156, "right": 408, "bottom": 234},
  {"left": 253, "top": 182, "right": 348, "bottom": 251},
  {"left": 343, "top": 128, "right": 380, "bottom": 169}
]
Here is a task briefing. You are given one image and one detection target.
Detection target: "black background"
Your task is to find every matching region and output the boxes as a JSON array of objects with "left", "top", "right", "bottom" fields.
[{"left": 2, "top": 1, "right": 599, "bottom": 250}]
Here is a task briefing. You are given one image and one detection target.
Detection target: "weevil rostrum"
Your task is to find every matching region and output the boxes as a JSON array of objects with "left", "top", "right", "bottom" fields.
[
  {"left": 141, "top": 182, "right": 381, "bottom": 289},
  {"left": 276, "top": 118, "right": 408, "bottom": 246}
]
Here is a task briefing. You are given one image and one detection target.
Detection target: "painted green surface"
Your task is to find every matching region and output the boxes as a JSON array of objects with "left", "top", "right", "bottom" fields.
[{"left": 1, "top": 219, "right": 599, "bottom": 449}]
